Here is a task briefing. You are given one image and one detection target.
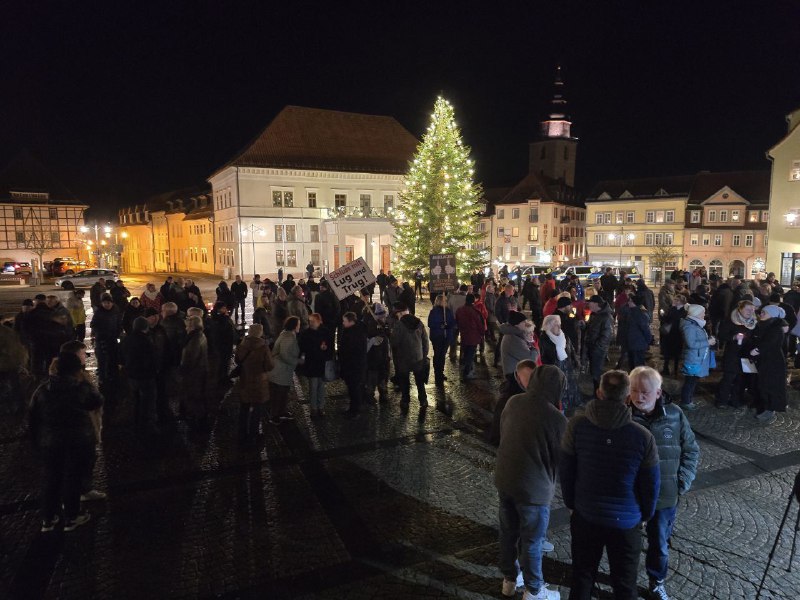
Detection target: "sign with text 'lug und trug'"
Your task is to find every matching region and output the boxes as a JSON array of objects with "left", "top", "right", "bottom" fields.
[{"left": 326, "top": 257, "right": 376, "bottom": 300}]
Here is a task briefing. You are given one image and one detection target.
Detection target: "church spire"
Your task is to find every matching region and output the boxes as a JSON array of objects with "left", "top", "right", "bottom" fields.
[{"left": 540, "top": 65, "right": 573, "bottom": 139}]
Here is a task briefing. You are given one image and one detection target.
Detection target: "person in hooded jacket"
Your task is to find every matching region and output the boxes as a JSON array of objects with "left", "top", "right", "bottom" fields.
[
  {"left": 29, "top": 351, "right": 103, "bottom": 533},
  {"left": 90, "top": 294, "right": 122, "bottom": 400},
  {"left": 427, "top": 294, "right": 456, "bottom": 387},
  {"left": 140, "top": 283, "right": 164, "bottom": 312},
  {"left": 399, "top": 281, "right": 416, "bottom": 316},
  {"left": 180, "top": 316, "right": 210, "bottom": 428},
  {"left": 660, "top": 294, "right": 687, "bottom": 376},
  {"left": 584, "top": 296, "right": 614, "bottom": 391},
  {"left": 339, "top": 312, "right": 368, "bottom": 417},
  {"left": 636, "top": 279, "right": 655, "bottom": 321},
  {"left": 110, "top": 280, "right": 131, "bottom": 311},
  {"left": 629, "top": 366, "right": 699, "bottom": 600},
  {"left": 234, "top": 323, "right": 274, "bottom": 443},
  {"left": 122, "top": 296, "right": 145, "bottom": 335},
  {"left": 747, "top": 304, "right": 789, "bottom": 423},
  {"left": 679, "top": 304, "right": 715, "bottom": 410},
  {"left": 298, "top": 313, "right": 333, "bottom": 417},
  {"left": 314, "top": 280, "right": 341, "bottom": 336},
  {"left": 715, "top": 300, "right": 757, "bottom": 408},
  {"left": 66, "top": 290, "right": 87, "bottom": 342},
  {"left": 455, "top": 294, "right": 486, "bottom": 380},
  {"left": 364, "top": 304, "right": 391, "bottom": 405},
  {"left": 499, "top": 312, "right": 539, "bottom": 394},
  {"left": 268, "top": 316, "right": 302, "bottom": 422},
  {"left": 207, "top": 302, "right": 238, "bottom": 386},
  {"left": 495, "top": 363, "right": 567, "bottom": 600},
  {"left": 390, "top": 301, "right": 429, "bottom": 413},
  {"left": 286, "top": 285, "right": 310, "bottom": 330},
  {"left": 90, "top": 278, "right": 107, "bottom": 311},
  {"left": 119, "top": 317, "right": 158, "bottom": 433},
  {"left": 540, "top": 314, "right": 581, "bottom": 412},
  {"left": 215, "top": 281, "right": 235, "bottom": 312},
  {"left": 625, "top": 294, "right": 653, "bottom": 368}
]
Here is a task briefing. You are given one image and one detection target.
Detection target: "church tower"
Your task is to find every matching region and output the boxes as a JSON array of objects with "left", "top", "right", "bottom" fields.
[{"left": 529, "top": 66, "right": 578, "bottom": 187}]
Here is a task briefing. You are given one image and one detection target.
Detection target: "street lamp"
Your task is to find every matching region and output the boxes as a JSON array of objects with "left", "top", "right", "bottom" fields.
[
  {"left": 608, "top": 228, "right": 635, "bottom": 267},
  {"left": 240, "top": 224, "right": 265, "bottom": 276}
]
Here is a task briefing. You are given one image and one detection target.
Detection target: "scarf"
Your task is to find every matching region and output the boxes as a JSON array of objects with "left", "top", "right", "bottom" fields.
[
  {"left": 687, "top": 315, "right": 706, "bottom": 329},
  {"left": 143, "top": 289, "right": 159, "bottom": 301},
  {"left": 545, "top": 329, "right": 568, "bottom": 361},
  {"left": 730, "top": 308, "right": 756, "bottom": 330}
]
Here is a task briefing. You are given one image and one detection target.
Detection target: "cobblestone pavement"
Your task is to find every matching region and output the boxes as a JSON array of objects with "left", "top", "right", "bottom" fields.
[{"left": 2, "top": 294, "right": 800, "bottom": 599}]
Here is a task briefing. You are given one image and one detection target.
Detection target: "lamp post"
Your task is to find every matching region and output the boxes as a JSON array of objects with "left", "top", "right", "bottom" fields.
[
  {"left": 240, "top": 224, "right": 265, "bottom": 276},
  {"left": 608, "top": 228, "right": 635, "bottom": 267}
]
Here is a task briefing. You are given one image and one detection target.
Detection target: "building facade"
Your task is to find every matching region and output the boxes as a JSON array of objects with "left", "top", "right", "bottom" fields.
[
  {"left": 208, "top": 106, "right": 418, "bottom": 279},
  {"left": 0, "top": 152, "right": 88, "bottom": 273},
  {"left": 683, "top": 171, "right": 770, "bottom": 279},
  {"left": 585, "top": 176, "right": 694, "bottom": 281},
  {"left": 766, "top": 106, "right": 800, "bottom": 284}
]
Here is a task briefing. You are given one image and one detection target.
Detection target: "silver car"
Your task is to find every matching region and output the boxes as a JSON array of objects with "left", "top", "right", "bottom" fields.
[{"left": 54, "top": 268, "right": 120, "bottom": 290}]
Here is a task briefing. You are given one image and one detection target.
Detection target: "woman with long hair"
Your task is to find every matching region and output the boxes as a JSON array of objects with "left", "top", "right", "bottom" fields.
[{"left": 539, "top": 314, "right": 581, "bottom": 412}]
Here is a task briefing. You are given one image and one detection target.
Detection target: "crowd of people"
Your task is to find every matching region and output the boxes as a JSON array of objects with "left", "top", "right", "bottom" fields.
[{"left": 1, "top": 265, "right": 797, "bottom": 597}]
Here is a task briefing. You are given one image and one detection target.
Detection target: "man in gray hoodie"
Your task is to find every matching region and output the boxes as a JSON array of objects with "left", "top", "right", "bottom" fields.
[{"left": 495, "top": 362, "right": 567, "bottom": 599}]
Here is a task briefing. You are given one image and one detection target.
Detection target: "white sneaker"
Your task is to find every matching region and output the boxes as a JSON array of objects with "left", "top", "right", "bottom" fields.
[
  {"left": 650, "top": 580, "right": 671, "bottom": 600},
  {"left": 522, "top": 584, "right": 560, "bottom": 600},
  {"left": 541, "top": 539, "right": 555, "bottom": 552}
]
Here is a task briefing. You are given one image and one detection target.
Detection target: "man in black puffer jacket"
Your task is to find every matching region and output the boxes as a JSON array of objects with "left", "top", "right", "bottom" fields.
[
  {"left": 29, "top": 352, "right": 104, "bottom": 532},
  {"left": 584, "top": 296, "right": 614, "bottom": 391},
  {"left": 120, "top": 317, "right": 158, "bottom": 433},
  {"left": 90, "top": 294, "right": 122, "bottom": 400},
  {"left": 630, "top": 366, "right": 699, "bottom": 600}
]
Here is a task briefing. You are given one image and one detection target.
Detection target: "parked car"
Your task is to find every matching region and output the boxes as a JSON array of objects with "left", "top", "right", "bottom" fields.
[
  {"left": 507, "top": 265, "right": 553, "bottom": 282},
  {"left": 2, "top": 261, "right": 33, "bottom": 275},
  {"left": 49, "top": 258, "right": 87, "bottom": 276},
  {"left": 54, "top": 268, "right": 119, "bottom": 290},
  {"left": 586, "top": 265, "right": 642, "bottom": 283},
  {"left": 554, "top": 265, "right": 599, "bottom": 284}
]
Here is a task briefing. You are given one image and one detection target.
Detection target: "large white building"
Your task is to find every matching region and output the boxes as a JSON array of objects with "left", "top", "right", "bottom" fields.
[
  {"left": 766, "top": 106, "right": 800, "bottom": 284},
  {"left": 208, "top": 106, "right": 419, "bottom": 279},
  {"left": 0, "top": 151, "right": 88, "bottom": 272}
]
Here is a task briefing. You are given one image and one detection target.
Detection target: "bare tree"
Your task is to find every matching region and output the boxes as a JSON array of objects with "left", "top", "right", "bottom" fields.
[
  {"left": 649, "top": 245, "right": 680, "bottom": 285},
  {"left": 21, "top": 207, "right": 57, "bottom": 282}
]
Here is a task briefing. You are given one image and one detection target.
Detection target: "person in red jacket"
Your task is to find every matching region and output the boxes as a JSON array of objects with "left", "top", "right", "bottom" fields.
[
  {"left": 455, "top": 294, "right": 486, "bottom": 380},
  {"left": 540, "top": 273, "right": 556, "bottom": 307},
  {"left": 542, "top": 289, "right": 566, "bottom": 318},
  {"left": 472, "top": 290, "right": 490, "bottom": 357}
]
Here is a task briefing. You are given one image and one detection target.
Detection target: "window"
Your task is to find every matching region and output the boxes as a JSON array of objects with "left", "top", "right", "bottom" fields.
[
  {"left": 761, "top": 211, "right": 769, "bottom": 222},
  {"left": 748, "top": 211, "right": 759, "bottom": 223},
  {"left": 49, "top": 208, "right": 58, "bottom": 220},
  {"left": 655, "top": 210, "right": 665, "bottom": 223},
  {"left": 645, "top": 233, "right": 654, "bottom": 245},
  {"left": 498, "top": 209, "right": 505, "bottom": 219},
  {"left": 360, "top": 194, "right": 371, "bottom": 210},
  {"left": 646, "top": 210, "right": 655, "bottom": 223},
  {"left": 690, "top": 233, "right": 699, "bottom": 246},
  {"left": 714, "top": 234, "right": 722, "bottom": 246},
  {"left": 654, "top": 233, "right": 664, "bottom": 246},
  {"left": 708, "top": 210, "right": 718, "bottom": 222},
  {"left": 496, "top": 246, "right": 504, "bottom": 258},
  {"left": 553, "top": 207, "right": 559, "bottom": 218},
  {"left": 307, "top": 192, "right": 317, "bottom": 208},
  {"left": 273, "top": 191, "right": 283, "bottom": 207},
  {"left": 665, "top": 233, "right": 674, "bottom": 245},
  {"left": 764, "top": 234, "right": 768, "bottom": 248},
  {"left": 595, "top": 212, "right": 604, "bottom": 225},
  {"left": 529, "top": 226, "right": 538, "bottom": 241},
  {"left": 615, "top": 211, "right": 623, "bottom": 224},
  {"left": 511, "top": 227, "right": 519, "bottom": 237},
  {"left": 732, "top": 234, "right": 741, "bottom": 246},
  {"left": 13, "top": 207, "right": 23, "bottom": 220},
  {"left": 497, "top": 227, "right": 505, "bottom": 236},
  {"left": 287, "top": 250, "right": 297, "bottom": 267},
  {"left": 201, "top": 248, "right": 208, "bottom": 264},
  {"left": 311, "top": 249, "right": 320, "bottom": 265},
  {"left": 604, "top": 212, "right": 612, "bottom": 224},
  {"left": 626, "top": 211, "right": 635, "bottom": 224},
  {"left": 529, "top": 246, "right": 537, "bottom": 255},
  {"left": 511, "top": 246, "right": 519, "bottom": 257},
  {"left": 702, "top": 234, "right": 711, "bottom": 246},
  {"left": 310, "top": 225, "right": 319, "bottom": 242},
  {"left": 335, "top": 194, "right": 347, "bottom": 208},
  {"left": 284, "top": 191, "right": 293, "bottom": 207},
  {"left": 594, "top": 233, "right": 605, "bottom": 246},
  {"left": 666, "top": 210, "right": 675, "bottom": 223},
  {"left": 384, "top": 194, "right": 394, "bottom": 212},
  {"left": 276, "top": 250, "right": 285, "bottom": 266},
  {"left": 744, "top": 234, "right": 753, "bottom": 247},
  {"left": 512, "top": 208, "right": 520, "bottom": 219},
  {"left": 720, "top": 210, "right": 728, "bottom": 223},
  {"left": 731, "top": 210, "right": 740, "bottom": 222},
  {"left": 275, "top": 225, "right": 284, "bottom": 241},
  {"left": 51, "top": 231, "right": 60, "bottom": 243},
  {"left": 286, "top": 225, "right": 296, "bottom": 241},
  {"left": 690, "top": 210, "right": 701, "bottom": 223},
  {"left": 16, "top": 231, "right": 25, "bottom": 242},
  {"left": 528, "top": 209, "right": 538, "bottom": 222},
  {"left": 791, "top": 160, "right": 800, "bottom": 181}
]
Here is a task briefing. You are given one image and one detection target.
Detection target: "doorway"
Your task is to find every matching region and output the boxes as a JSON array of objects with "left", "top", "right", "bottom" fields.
[
  {"left": 333, "top": 245, "right": 354, "bottom": 269},
  {"left": 381, "top": 245, "right": 391, "bottom": 272}
]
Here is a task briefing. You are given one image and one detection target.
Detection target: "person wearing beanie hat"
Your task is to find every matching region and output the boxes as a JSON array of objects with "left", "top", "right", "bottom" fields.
[
  {"left": 120, "top": 311, "right": 159, "bottom": 434},
  {"left": 560, "top": 369, "right": 660, "bottom": 599},
  {"left": 556, "top": 296, "right": 573, "bottom": 310},
  {"left": 747, "top": 302, "right": 790, "bottom": 422},
  {"left": 455, "top": 294, "right": 486, "bottom": 380},
  {"left": 508, "top": 311, "right": 527, "bottom": 326},
  {"left": 679, "top": 304, "right": 715, "bottom": 410},
  {"left": 29, "top": 349, "right": 104, "bottom": 533}
]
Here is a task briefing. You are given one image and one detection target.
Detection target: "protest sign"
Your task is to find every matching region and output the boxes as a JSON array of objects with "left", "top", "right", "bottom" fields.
[{"left": 326, "top": 257, "right": 376, "bottom": 300}]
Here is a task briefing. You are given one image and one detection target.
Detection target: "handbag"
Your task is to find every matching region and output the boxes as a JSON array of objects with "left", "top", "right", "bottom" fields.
[
  {"left": 681, "top": 347, "right": 708, "bottom": 377},
  {"left": 229, "top": 347, "right": 253, "bottom": 379},
  {"left": 323, "top": 359, "right": 338, "bottom": 382}
]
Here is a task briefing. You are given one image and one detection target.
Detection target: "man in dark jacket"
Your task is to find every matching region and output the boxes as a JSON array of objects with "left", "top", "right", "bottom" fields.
[
  {"left": 159, "top": 302, "right": 186, "bottom": 369},
  {"left": 231, "top": 275, "right": 248, "bottom": 323},
  {"left": 493, "top": 283, "right": 518, "bottom": 367},
  {"left": 584, "top": 296, "right": 613, "bottom": 391},
  {"left": 90, "top": 278, "right": 107, "bottom": 310},
  {"left": 376, "top": 269, "right": 388, "bottom": 303},
  {"left": 110, "top": 280, "right": 131, "bottom": 311},
  {"left": 708, "top": 279, "right": 734, "bottom": 339},
  {"left": 207, "top": 302, "right": 238, "bottom": 386},
  {"left": 339, "top": 311, "right": 367, "bottom": 417},
  {"left": 630, "top": 366, "right": 699, "bottom": 599},
  {"left": 390, "top": 302, "right": 429, "bottom": 413},
  {"left": 90, "top": 294, "right": 122, "bottom": 399},
  {"left": 399, "top": 281, "right": 416, "bottom": 315},
  {"left": 120, "top": 317, "right": 158, "bottom": 433},
  {"left": 314, "top": 281, "right": 341, "bottom": 336},
  {"left": 560, "top": 370, "right": 660, "bottom": 600},
  {"left": 495, "top": 363, "right": 566, "bottom": 599},
  {"left": 625, "top": 295, "right": 653, "bottom": 368},
  {"left": 455, "top": 295, "right": 485, "bottom": 380},
  {"left": 599, "top": 268, "right": 617, "bottom": 306}
]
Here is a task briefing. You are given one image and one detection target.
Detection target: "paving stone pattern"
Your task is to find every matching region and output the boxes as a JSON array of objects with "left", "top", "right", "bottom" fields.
[{"left": 2, "top": 298, "right": 800, "bottom": 599}]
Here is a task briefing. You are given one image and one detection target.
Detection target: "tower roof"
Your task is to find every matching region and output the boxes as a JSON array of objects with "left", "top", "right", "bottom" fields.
[{"left": 548, "top": 65, "right": 569, "bottom": 121}]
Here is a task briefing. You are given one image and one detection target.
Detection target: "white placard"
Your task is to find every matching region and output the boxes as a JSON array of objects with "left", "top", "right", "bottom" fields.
[{"left": 326, "top": 257, "right": 376, "bottom": 300}]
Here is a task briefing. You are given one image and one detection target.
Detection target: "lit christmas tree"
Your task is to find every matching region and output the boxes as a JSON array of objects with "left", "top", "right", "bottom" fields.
[{"left": 392, "top": 97, "right": 484, "bottom": 280}]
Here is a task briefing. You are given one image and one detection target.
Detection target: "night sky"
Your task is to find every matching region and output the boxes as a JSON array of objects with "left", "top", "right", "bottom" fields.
[{"left": 2, "top": 2, "right": 799, "bottom": 219}]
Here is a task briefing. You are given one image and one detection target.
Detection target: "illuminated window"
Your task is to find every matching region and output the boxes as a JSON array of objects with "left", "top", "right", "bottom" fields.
[
  {"left": 529, "top": 226, "right": 538, "bottom": 241},
  {"left": 790, "top": 160, "right": 800, "bottom": 181},
  {"left": 714, "top": 234, "right": 722, "bottom": 246},
  {"left": 702, "top": 234, "right": 710, "bottom": 246},
  {"left": 604, "top": 212, "right": 612, "bottom": 224},
  {"left": 595, "top": 212, "right": 604, "bottom": 225},
  {"left": 748, "top": 211, "right": 759, "bottom": 223},
  {"left": 311, "top": 249, "right": 320, "bottom": 264},
  {"left": 287, "top": 250, "right": 297, "bottom": 267},
  {"left": 512, "top": 227, "right": 519, "bottom": 237},
  {"left": 761, "top": 211, "right": 769, "bottom": 222},
  {"left": 690, "top": 211, "right": 701, "bottom": 223},
  {"left": 276, "top": 250, "right": 285, "bottom": 266},
  {"left": 615, "top": 212, "right": 623, "bottom": 224},
  {"left": 731, "top": 210, "right": 740, "bottom": 222},
  {"left": 272, "top": 191, "right": 283, "bottom": 207}
]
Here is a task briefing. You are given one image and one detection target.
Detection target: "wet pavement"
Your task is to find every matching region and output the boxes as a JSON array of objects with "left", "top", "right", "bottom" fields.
[{"left": 2, "top": 291, "right": 800, "bottom": 599}]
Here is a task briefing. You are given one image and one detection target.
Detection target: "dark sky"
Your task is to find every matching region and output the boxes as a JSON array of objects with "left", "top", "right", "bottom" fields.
[{"left": 2, "top": 1, "right": 799, "bottom": 219}]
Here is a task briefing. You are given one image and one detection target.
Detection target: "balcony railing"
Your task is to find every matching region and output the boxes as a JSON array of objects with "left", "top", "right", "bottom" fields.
[
  {"left": 324, "top": 206, "right": 392, "bottom": 219},
  {"left": 560, "top": 216, "right": 571, "bottom": 224}
]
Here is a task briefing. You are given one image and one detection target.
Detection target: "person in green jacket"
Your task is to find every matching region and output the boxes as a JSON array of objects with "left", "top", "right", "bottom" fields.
[{"left": 629, "top": 366, "right": 700, "bottom": 600}]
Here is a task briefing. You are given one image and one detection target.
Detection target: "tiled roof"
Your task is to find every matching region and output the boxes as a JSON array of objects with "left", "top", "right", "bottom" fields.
[
  {"left": 587, "top": 175, "right": 695, "bottom": 201},
  {"left": 219, "top": 106, "right": 419, "bottom": 175},
  {"left": 144, "top": 186, "right": 211, "bottom": 214},
  {"left": 687, "top": 170, "right": 770, "bottom": 205},
  {"left": 0, "top": 150, "right": 83, "bottom": 204},
  {"left": 480, "top": 186, "right": 512, "bottom": 216},
  {"left": 499, "top": 172, "right": 584, "bottom": 208}
]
